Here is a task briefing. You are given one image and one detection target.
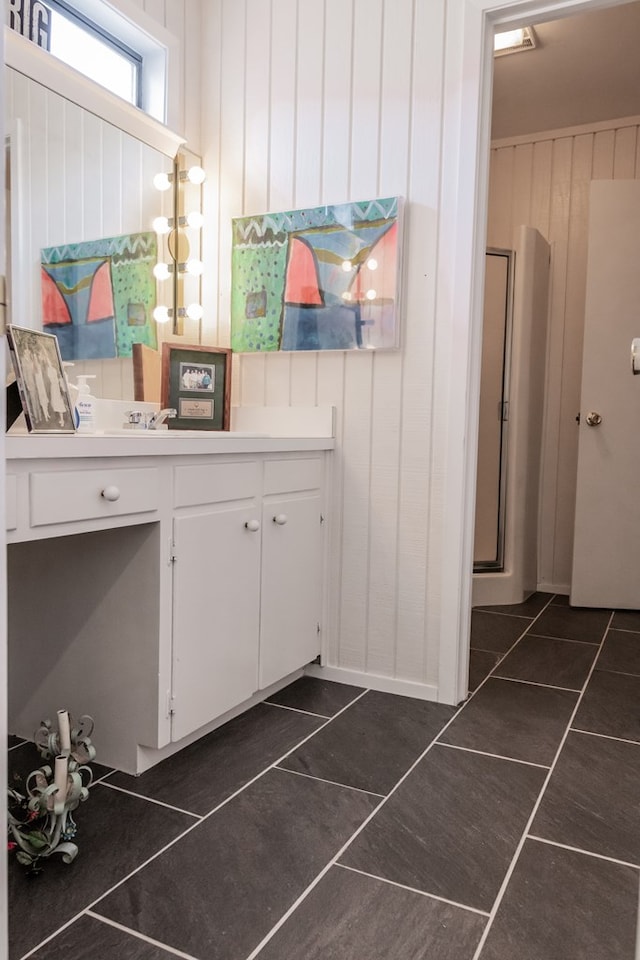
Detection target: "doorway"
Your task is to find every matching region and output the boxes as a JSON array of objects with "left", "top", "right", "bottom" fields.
[{"left": 437, "top": 0, "right": 636, "bottom": 704}]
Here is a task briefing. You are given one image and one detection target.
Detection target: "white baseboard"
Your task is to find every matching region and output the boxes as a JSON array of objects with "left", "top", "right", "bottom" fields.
[
  {"left": 538, "top": 582, "right": 570, "bottom": 596},
  {"left": 304, "top": 664, "right": 440, "bottom": 702}
]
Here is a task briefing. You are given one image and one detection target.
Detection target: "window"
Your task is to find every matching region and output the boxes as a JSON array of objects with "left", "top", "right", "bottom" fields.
[
  {"left": 46, "top": 0, "right": 141, "bottom": 108},
  {"left": 6, "top": 0, "right": 174, "bottom": 126}
]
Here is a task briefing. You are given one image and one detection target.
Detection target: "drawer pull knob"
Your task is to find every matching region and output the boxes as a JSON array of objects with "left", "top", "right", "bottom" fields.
[
  {"left": 244, "top": 519, "right": 260, "bottom": 532},
  {"left": 273, "top": 513, "right": 288, "bottom": 525},
  {"left": 102, "top": 485, "right": 121, "bottom": 502}
]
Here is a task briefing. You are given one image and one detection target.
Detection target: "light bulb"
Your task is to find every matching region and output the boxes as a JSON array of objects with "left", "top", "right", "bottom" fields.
[
  {"left": 186, "top": 211, "right": 205, "bottom": 229},
  {"left": 186, "top": 165, "right": 206, "bottom": 184},
  {"left": 367, "top": 257, "right": 378, "bottom": 271},
  {"left": 153, "top": 216, "right": 171, "bottom": 235},
  {"left": 366, "top": 289, "right": 377, "bottom": 300},
  {"left": 153, "top": 262, "right": 172, "bottom": 281},
  {"left": 342, "top": 260, "right": 353, "bottom": 272},
  {"left": 186, "top": 303, "right": 204, "bottom": 321},
  {"left": 185, "top": 259, "right": 204, "bottom": 276},
  {"left": 153, "top": 172, "right": 172, "bottom": 191},
  {"left": 153, "top": 305, "right": 171, "bottom": 323}
]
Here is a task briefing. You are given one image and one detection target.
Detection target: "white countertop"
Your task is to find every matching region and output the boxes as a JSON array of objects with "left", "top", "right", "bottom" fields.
[{"left": 6, "top": 432, "right": 335, "bottom": 460}]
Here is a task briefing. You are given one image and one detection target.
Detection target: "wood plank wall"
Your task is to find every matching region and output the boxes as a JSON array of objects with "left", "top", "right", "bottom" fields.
[
  {"left": 201, "top": 0, "right": 445, "bottom": 693},
  {"left": 487, "top": 116, "right": 640, "bottom": 593}
]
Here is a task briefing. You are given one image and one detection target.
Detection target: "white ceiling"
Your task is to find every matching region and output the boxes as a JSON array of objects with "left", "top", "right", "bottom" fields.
[{"left": 491, "top": 1, "right": 640, "bottom": 140}]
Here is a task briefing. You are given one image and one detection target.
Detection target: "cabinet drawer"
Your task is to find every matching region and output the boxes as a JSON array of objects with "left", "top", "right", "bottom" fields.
[
  {"left": 6, "top": 474, "right": 17, "bottom": 531},
  {"left": 174, "top": 460, "right": 260, "bottom": 507},
  {"left": 263, "top": 458, "right": 322, "bottom": 495},
  {"left": 30, "top": 467, "right": 160, "bottom": 527}
]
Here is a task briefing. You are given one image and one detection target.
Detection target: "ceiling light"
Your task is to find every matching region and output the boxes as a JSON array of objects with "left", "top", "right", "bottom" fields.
[{"left": 494, "top": 26, "right": 536, "bottom": 56}]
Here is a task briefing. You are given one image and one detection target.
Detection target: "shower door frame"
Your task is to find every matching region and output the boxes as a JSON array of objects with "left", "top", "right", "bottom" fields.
[{"left": 474, "top": 247, "right": 514, "bottom": 574}]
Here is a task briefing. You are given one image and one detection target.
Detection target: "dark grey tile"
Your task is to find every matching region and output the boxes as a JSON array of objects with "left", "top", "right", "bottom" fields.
[
  {"left": 551, "top": 594, "right": 570, "bottom": 605},
  {"left": 469, "top": 649, "right": 502, "bottom": 692},
  {"left": 278, "top": 690, "right": 456, "bottom": 795},
  {"left": 266, "top": 676, "right": 364, "bottom": 717},
  {"left": 530, "top": 605, "right": 610, "bottom": 644},
  {"left": 612, "top": 609, "right": 640, "bottom": 632},
  {"left": 8, "top": 783, "right": 192, "bottom": 960},
  {"left": 475, "top": 592, "right": 553, "bottom": 618},
  {"left": 28, "top": 915, "right": 176, "bottom": 960},
  {"left": 106, "top": 701, "right": 325, "bottom": 815},
  {"left": 573, "top": 670, "right": 640, "bottom": 742},
  {"left": 470, "top": 611, "right": 530, "bottom": 653},
  {"left": 439, "top": 678, "right": 577, "bottom": 765},
  {"left": 341, "top": 744, "right": 545, "bottom": 913},
  {"left": 478, "top": 839, "right": 639, "bottom": 960},
  {"left": 256, "top": 864, "right": 486, "bottom": 960},
  {"left": 495, "top": 634, "right": 597, "bottom": 690},
  {"left": 531, "top": 731, "right": 640, "bottom": 865},
  {"left": 8, "top": 734, "right": 24, "bottom": 749},
  {"left": 94, "top": 767, "right": 378, "bottom": 960},
  {"left": 596, "top": 629, "right": 640, "bottom": 676}
]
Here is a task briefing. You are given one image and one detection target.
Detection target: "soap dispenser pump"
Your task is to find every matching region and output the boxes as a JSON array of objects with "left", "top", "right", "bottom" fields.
[{"left": 75, "top": 375, "right": 97, "bottom": 433}]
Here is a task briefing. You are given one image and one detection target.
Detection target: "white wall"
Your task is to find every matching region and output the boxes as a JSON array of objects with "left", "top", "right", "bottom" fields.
[
  {"left": 487, "top": 114, "right": 640, "bottom": 592},
  {"left": 125, "top": 0, "right": 202, "bottom": 150},
  {"left": 201, "top": 0, "right": 447, "bottom": 698}
]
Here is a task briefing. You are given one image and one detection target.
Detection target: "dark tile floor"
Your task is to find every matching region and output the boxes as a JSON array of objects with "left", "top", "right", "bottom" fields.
[{"left": 7, "top": 594, "right": 640, "bottom": 959}]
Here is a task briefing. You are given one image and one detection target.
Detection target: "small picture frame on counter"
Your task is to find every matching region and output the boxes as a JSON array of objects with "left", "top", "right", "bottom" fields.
[
  {"left": 161, "top": 343, "right": 231, "bottom": 431},
  {"left": 7, "top": 325, "right": 76, "bottom": 433}
]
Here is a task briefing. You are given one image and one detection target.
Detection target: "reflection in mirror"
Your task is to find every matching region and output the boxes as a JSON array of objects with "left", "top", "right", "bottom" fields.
[{"left": 6, "top": 67, "right": 201, "bottom": 401}]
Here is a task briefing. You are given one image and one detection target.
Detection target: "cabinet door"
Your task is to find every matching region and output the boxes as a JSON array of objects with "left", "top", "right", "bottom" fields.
[
  {"left": 259, "top": 493, "right": 322, "bottom": 689},
  {"left": 171, "top": 506, "right": 261, "bottom": 741}
]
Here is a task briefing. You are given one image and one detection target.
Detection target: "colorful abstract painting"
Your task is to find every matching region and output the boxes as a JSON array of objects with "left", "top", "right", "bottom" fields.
[
  {"left": 231, "top": 197, "right": 403, "bottom": 352},
  {"left": 41, "top": 232, "right": 158, "bottom": 360}
]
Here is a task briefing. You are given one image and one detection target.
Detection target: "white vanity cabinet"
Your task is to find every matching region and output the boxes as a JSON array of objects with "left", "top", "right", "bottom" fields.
[
  {"left": 6, "top": 435, "right": 332, "bottom": 774},
  {"left": 170, "top": 455, "right": 325, "bottom": 742}
]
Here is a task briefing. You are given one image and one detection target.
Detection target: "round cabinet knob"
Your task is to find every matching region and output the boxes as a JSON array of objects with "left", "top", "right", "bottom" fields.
[
  {"left": 585, "top": 412, "right": 603, "bottom": 427},
  {"left": 101, "top": 485, "right": 121, "bottom": 502},
  {"left": 273, "top": 514, "right": 288, "bottom": 525},
  {"left": 244, "top": 519, "right": 260, "bottom": 532}
]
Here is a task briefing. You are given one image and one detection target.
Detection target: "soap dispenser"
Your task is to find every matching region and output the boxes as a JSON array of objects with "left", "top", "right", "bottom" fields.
[{"left": 75, "top": 375, "right": 97, "bottom": 433}]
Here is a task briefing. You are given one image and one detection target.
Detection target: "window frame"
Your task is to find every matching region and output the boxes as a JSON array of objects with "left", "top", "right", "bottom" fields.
[{"left": 45, "top": 0, "right": 144, "bottom": 109}]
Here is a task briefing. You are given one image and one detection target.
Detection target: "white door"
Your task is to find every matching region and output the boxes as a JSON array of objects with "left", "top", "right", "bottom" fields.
[{"left": 571, "top": 180, "right": 640, "bottom": 609}]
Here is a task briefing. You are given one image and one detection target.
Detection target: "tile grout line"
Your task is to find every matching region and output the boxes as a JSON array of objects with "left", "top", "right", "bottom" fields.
[
  {"left": 469, "top": 594, "right": 557, "bottom": 696},
  {"left": 335, "top": 862, "right": 491, "bottom": 917},
  {"left": 570, "top": 727, "right": 640, "bottom": 747},
  {"left": 435, "top": 741, "right": 550, "bottom": 769},
  {"left": 84, "top": 911, "right": 201, "bottom": 960},
  {"left": 97, "top": 779, "right": 203, "bottom": 820},
  {"left": 273, "top": 764, "right": 387, "bottom": 798},
  {"left": 526, "top": 834, "right": 640, "bottom": 872},
  {"left": 262, "top": 700, "right": 333, "bottom": 720},
  {"left": 241, "top": 687, "right": 500, "bottom": 960},
  {"left": 469, "top": 610, "right": 616, "bottom": 960},
  {"left": 490, "top": 675, "right": 582, "bottom": 693},
  {"left": 18, "top": 688, "right": 375, "bottom": 960}
]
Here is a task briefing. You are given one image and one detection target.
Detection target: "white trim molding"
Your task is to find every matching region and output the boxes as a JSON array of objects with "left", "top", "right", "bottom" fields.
[{"left": 305, "top": 664, "right": 439, "bottom": 703}]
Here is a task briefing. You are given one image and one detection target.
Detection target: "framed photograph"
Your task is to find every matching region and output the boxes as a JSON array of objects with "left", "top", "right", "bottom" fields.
[
  {"left": 7, "top": 325, "right": 76, "bottom": 433},
  {"left": 161, "top": 343, "right": 231, "bottom": 431}
]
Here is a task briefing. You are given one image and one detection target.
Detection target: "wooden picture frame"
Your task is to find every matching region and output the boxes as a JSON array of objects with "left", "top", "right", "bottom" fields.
[
  {"left": 161, "top": 343, "right": 232, "bottom": 431},
  {"left": 7, "top": 325, "right": 76, "bottom": 433}
]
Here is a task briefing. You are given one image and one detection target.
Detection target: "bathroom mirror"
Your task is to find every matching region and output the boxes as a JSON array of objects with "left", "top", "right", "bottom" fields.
[{"left": 5, "top": 46, "right": 195, "bottom": 400}]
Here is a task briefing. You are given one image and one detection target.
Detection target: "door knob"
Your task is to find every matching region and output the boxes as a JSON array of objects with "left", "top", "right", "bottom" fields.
[
  {"left": 101, "top": 485, "right": 121, "bottom": 501},
  {"left": 585, "top": 412, "right": 603, "bottom": 426},
  {"left": 244, "top": 519, "right": 260, "bottom": 532},
  {"left": 273, "top": 514, "right": 288, "bottom": 525}
]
